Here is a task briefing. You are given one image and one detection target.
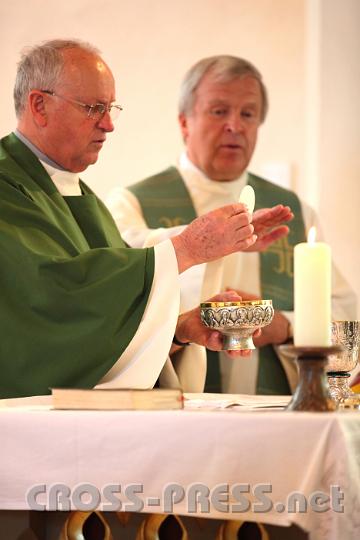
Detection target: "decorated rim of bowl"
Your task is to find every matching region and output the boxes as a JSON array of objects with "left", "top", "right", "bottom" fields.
[{"left": 200, "top": 299, "right": 273, "bottom": 308}]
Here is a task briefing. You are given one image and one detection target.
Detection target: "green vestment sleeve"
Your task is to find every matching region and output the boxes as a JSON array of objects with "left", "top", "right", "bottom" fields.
[{"left": 0, "top": 133, "right": 155, "bottom": 398}]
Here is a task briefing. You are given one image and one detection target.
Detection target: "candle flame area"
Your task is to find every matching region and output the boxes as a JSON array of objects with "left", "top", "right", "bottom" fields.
[{"left": 307, "top": 226, "right": 317, "bottom": 244}]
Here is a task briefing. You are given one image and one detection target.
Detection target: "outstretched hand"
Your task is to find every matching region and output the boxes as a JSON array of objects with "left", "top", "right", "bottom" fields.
[
  {"left": 171, "top": 203, "right": 256, "bottom": 273},
  {"left": 171, "top": 203, "right": 293, "bottom": 272},
  {"left": 246, "top": 205, "right": 293, "bottom": 252}
]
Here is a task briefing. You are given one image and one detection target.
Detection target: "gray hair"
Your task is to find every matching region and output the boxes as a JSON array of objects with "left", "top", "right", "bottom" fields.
[
  {"left": 14, "top": 39, "right": 101, "bottom": 118},
  {"left": 179, "top": 55, "right": 268, "bottom": 122}
]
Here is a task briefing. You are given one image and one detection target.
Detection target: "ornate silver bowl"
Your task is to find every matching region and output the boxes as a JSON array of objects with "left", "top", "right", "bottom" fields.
[
  {"left": 200, "top": 300, "right": 274, "bottom": 350},
  {"left": 327, "top": 320, "right": 360, "bottom": 403}
]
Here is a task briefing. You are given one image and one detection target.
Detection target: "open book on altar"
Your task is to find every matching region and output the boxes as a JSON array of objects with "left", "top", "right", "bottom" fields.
[
  {"left": 184, "top": 392, "right": 291, "bottom": 410},
  {"left": 0, "top": 391, "right": 289, "bottom": 412},
  {"left": 51, "top": 387, "right": 184, "bottom": 410}
]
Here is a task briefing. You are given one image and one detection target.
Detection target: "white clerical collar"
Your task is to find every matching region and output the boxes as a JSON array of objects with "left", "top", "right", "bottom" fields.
[
  {"left": 14, "top": 129, "right": 81, "bottom": 196},
  {"left": 178, "top": 152, "right": 248, "bottom": 201},
  {"left": 41, "top": 161, "right": 81, "bottom": 197}
]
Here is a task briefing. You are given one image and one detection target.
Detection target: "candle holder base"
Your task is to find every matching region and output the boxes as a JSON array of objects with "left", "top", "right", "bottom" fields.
[{"left": 280, "top": 345, "right": 343, "bottom": 412}]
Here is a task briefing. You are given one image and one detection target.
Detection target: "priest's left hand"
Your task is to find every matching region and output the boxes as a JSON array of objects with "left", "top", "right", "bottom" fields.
[
  {"left": 245, "top": 205, "right": 293, "bottom": 252},
  {"left": 171, "top": 290, "right": 260, "bottom": 357}
]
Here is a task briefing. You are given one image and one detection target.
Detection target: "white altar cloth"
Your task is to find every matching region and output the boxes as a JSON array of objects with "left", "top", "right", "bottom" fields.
[{"left": 0, "top": 397, "right": 360, "bottom": 540}]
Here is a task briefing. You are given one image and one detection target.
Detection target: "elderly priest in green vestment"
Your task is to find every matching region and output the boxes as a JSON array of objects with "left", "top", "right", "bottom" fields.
[{"left": 0, "top": 40, "right": 294, "bottom": 399}]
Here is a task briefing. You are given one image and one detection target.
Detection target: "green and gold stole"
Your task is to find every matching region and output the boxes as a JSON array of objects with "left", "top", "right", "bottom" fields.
[{"left": 129, "top": 167, "right": 306, "bottom": 394}]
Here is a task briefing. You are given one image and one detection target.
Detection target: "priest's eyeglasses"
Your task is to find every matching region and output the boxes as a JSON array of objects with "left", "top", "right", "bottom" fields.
[{"left": 41, "top": 90, "right": 123, "bottom": 121}]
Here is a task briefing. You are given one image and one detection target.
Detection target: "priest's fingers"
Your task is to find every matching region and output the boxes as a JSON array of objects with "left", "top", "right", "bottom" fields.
[
  {"left": 225, "top": 349, "right": 253, "bottom": 358},
  {"left": 254, "top": 204, "right": 293, "bottom": 220},
  {"left": 252, "top": 205, "right": 293, "bottom": 230},
  {"left": 225, "top": 287, "right": 260, "bottom": 301},
  {"left": 245, "top": 225, "right": 289, "bottom": 252},
  {"left": 204, "top": 290, "right": 243, "bottom": 303}
]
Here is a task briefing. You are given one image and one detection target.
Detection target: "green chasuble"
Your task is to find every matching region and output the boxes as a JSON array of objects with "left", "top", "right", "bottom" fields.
[
  {"left": 129, "top": 167, "right": 306, "bottom": 395},
  {"left": 0, "top": 133, "right": 154, "bottom": 399}
]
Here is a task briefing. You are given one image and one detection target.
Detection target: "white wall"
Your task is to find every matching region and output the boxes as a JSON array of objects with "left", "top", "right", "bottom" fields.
[
  {"left": 317, "top": 0, "right": 360, "bottom": 312},
  {"left": 0, "top": 0, "right": 358, "bottom": 312},
  {"left": 0, "top": 0, "right": 306, "bottom": 194}
]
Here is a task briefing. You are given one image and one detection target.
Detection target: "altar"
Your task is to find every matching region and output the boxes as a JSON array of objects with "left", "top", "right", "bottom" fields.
[{"left": 1, "top": 395, "right": 360, "bottom": 539}]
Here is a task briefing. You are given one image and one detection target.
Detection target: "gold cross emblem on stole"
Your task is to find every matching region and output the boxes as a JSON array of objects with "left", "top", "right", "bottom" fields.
[
  {"left": 158, "top": 216, "right": 185, "bottom": 227},
  {"left": 265, "top": 237, "right": 294, "bottom": 277}
]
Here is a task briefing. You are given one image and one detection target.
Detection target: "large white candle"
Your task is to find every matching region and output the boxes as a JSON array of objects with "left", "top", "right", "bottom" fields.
[{"left": 294, "top": 227, "right": 331, "bottom": 346}]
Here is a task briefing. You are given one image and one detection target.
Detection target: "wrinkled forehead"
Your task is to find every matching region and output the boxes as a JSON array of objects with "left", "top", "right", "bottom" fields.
[
  {"left": 194, "top": 71, "right": 260, "bottom": 101},
  {"left": 192, "top": 70, "right": 264, "bottom": 117},
  {"left": 198, "top": 68, "right": 260, "bottom": 93}
]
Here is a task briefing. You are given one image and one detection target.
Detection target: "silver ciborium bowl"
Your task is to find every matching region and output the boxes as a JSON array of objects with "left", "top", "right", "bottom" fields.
[
  {"left": 200, "top": 300, "right": 274, "bottom": 350},
  {"left": 327, "top": 320, "right": 360, "bottom": 403}
]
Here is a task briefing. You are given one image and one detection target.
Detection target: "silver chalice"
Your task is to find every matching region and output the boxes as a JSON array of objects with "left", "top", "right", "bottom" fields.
[
  {"left": 327, "top": 320, "right": 360, "bottom": 404},
  {"left": 200, "top": 299, "right": 274, "bottom": 350}
]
